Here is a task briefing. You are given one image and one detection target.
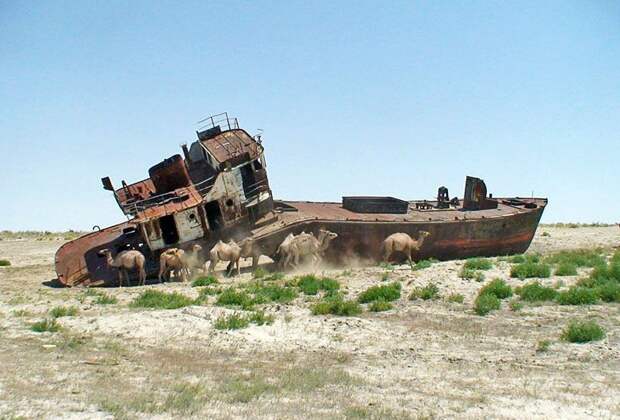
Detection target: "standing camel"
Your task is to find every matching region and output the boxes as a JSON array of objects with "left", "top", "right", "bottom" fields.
[
  {"left": 158, "top": 248, "right": 187, "bottom": 283},
  {"left": 280, "top": 229, "right": 338, "bottom": 269},
  {"left": 382, "top": 231, "right": 431, "bottom": 263},
  {"left": 206, "top": 240, "right": 242, "bottom": 276},
  {"left": 98, "top": 248, "right": 146, "bottom": 287}
]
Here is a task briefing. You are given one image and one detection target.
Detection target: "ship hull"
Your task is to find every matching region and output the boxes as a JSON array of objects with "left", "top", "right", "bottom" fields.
[{"left": 55, "top": 199, "right": 545, "bottom": 286}]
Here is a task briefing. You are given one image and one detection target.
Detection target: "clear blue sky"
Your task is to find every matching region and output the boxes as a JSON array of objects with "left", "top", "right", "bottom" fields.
[{"left": 1, "top": 1, "right": 619, "bottom": 231}]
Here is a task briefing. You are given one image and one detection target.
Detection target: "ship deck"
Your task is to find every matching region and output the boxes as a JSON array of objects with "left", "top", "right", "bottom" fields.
[{"left": 252, "top": 197, "right": 547, "bottom": 237}]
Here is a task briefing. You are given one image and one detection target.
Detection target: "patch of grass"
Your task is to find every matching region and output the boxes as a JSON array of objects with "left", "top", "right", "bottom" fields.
[
  {"left": 12, "top": 309, "right": 33, "bottom": 317},
  {"left": 536, "top": 339, "right": 551, "bottom": 353},
  {"left": 161, "top": 383, "right": 205, "bottom": 415},
  {"left": 49, "top": 306, "right": 78, "bottom": 318},
  {"left": 595, "top": 282, "right": 620, "bottom": 303},
  {"left": 248, "top": 310, "right": 275, "bottom": 326},
  {"left": 216, "top": 288, "right": 255, "bottom": 310},
  {"left": 561, "top": 320, "right": 605, "bottom": 343},
  {"left": 510, "top": 262, "right": 551, "bottom": 279},
  {"left": 517, "top": 281, "right": 558, "bottom": 302},
  {"left": 312, "top": 295, "right": 362, "bottom": 316},
  {"left": 93, "top": 291, "right": 117, "bottom": 305},
  {"left": 131, "top": 290, "right": 194, "bottom": 309},
  {"left": 474, "top": 293, "right": 500, "bottom": 316},
  {"left": 509, "top": 254, "right": 540, "bottom": 264},
  {"left": 544, "top": 249, "right": 606, "bottom": 268},
  {"left": 214, "top": 313, "right": 250, "bottom": 330},
  {"left": 459, "top": 267, "right": 475, "bottom": 280},
  {"left": 358, "top": 282, "right": 401, "bottom": 303},
  {"left": 411, "top": 258, "right": 437, "bottom": 271},
  {"left": 55, "top": 332, "right": 90, "bottom": 351},
  {"left": 369, "top": 298, "right": 393, "bottom": 312},
  {"left": 464, "top": 258, "right": 493, "bottom": 270},
  {"left": 409, "top": 283, "right": 440, "bottom": 300},
  {"left": 196, "top": 286, "right": 222, "bottom": 301},
  {"left": 509, "top": 300, "right": 524, "bottom": 311},
  {"left": 253, "top": 267, "right": 268, "bottom": 279},
  {"left": 474, "top": 271, "right": 485, "bottom": 282},
  {"left": 31, "top": 318, "right": 61, "bottom": 333},
  {"left": 446, "top": 293, "right": 464, "bottom": 304},
  {"left": 554, "top": 263, "right": 577, "bottom": 276},
  {"left": 479, "top": 278, "right": 513, "bottom": 299},
  {"left": 249, "top": 283, "right": 298, "bottom": 304},
  {"left": 0, "top": 259, "right": 11, "bottom": 266},
  {"left": 378, "top": 262, "right": 394, "bottom": 271},
  {"left": 296, "top": 275, "right": 340, "bottom": 295},
  {"left": 219, "top": 375, "right": 275, "bottom": 403},
  {"left": 556, "top": 287, "right": 598, "bottom": 305},
  {"left": 380, "top": 271, "right": 390, "bottom": 281},
  {"left": 541, "top": 231, "right": 550, "bottom": 237},
  {"left": 191, "top": 276, "right": 217, "bottom": 287},
  {"left": 263, "top": 272, "right": 285, "bottom": 282}
]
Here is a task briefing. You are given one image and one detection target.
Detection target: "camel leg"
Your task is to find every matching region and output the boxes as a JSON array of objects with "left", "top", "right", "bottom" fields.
[
  {"left": 237, "top": 259, "right": 241, "bottom": 276},
  {"left": 158, "top": 260, "right": 167, "bottom": 283},
  {"left": 251, "top": 255, "right": 258, "bottom": 270},
  {"left": 118, "top": 270, "right": 124, "bottom": 288},
  {"left": 383, "top": 244, "right": 392, "bottom": 263},
  {"left": 140, "top": 267, "right": 146, "bottom": 286}
]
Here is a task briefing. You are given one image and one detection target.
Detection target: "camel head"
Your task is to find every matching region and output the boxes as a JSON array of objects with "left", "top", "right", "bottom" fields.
[
  {"left": 191, "top": 244, "right": 202, "bottom": 253},
  {"left": 97, "top": 248, "right": 111, "bottom": 257},
  {"left": 318, "top": 229, "right": 338, "bottom": 244},
  {"left": 418, "top": 231, "right": 431, "bottom": 240}
]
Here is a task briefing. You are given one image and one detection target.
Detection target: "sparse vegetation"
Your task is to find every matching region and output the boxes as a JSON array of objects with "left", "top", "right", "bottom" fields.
[
  {"left": 544, "top": 249, "right": 606, "bottom": 268},
  {"left": 0, "top": 259, "right": 11, "bottom": 266},
  {"left": 510, "top": 262, "right": 551, "bottom": 279},
  {"left": 509, "top": 300, "right": 523, "bottom": 311},
  {"left": 479, "top": 278, "right": 513, "bottom": 300},
  {"left": 412, "top": 258, "right": 437, "bottom": 271},
  {"left": 516, "top": 281, "right": 558, "bottom": 302},
  {"left": 464, "top": 257, "right": 493, "bottom": 270},
  {"left": 296, "top": 275, "right": 340, "bottom": 295},
  {"left": 94, "top": 292, "right": 117, "bottom": 305},
  {"left": 214, "top": 311, "right": 275, "bottom": 330},
  {"left": 556, "top": 287, "right": 598, "bottom": 305},
  {"left": 595, "top": 282, "right": 620, "bottom": 303},
  {"left": 49, "top": 306, "right": 78, "bottom": 318},
  {"left": 446, "top": 293, "right": 464, "bottom": 304},
  {"left": 536, "top": 339, "right": 551, "bottom": 352},
  {"left": 131, "top": 290, "right": 194, "bottom": 309},
  {"left": 358, "top": 282, "right": 401, "bottom": 303},
  {"left": 31, "top": 318, "right": 61, "bottom": 333},
  {"left": 460, "top": 267, "right": 476, "bottom": 280},
  {"left": 554, "top": 263, "right": 577, "bottom": 276},
  {"left": 191, "top": 275, "right": 218, "bottom": 287},
  {"left": 541, "top": 231, "right": 550, "bottom": 237},
  {"left": 474, "top": 293, "right": 500, "bottom": 316},
  {"left": 369, "top": 298, "right": 393, "bottom": 312},
  {"left": 409, "top": 283, "right": 440, "bottom": 300},
  {"left": 561, "top": 320, "right": 605, "bottom": 343},
  {"left": 312, "top": 295, "right": 362, "bottom": 316},
  {"left": 509, "top": 254, "right": 540, "bottom": 264},
  {"left": 250, "top": 283, "right": 298, "bottom": 304},
  {"left": 253, "top": 267, "right": 268, "bottom": 279},
  {"left": 216, "top": 288, "right": 255, "bottom": 310}
]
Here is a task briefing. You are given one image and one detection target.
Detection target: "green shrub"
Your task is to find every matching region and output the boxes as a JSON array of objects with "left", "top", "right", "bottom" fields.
[
  {"left": 369, "top": 299, "right": 393, "bottom": 312},
  {"left": 536, "top": 339, "right": 551, "bottom": 352},
  {"left": 479, "top": 278, "right": 513, "bottom": 300},
  {"left": 214, "top": 313, "right": 250, "bottom": 330},
  {"left": 191, "top": 276, "right": 218, "bottom": 287},
  {"left": 464, "top": 258, "right": 493, "bottom": 270},
  {"left": 554, "top": 263, "right": 577, "bottom": 276},
  {"left": 216, "top": 289, "right": 255, "bottom": 310},
  {"left": 510, "top": 262, "right": 551, "bottom": 279},
  {"left": 263, "top": 272, "right": 285, "bottom": 282},
  {"left": 561, "top": 320, "right": 605, "bottom": 343},
  {"left": 358, "top": 282, "right": 401, "bottom": 303},
  {"left": 248, "top": 310, "right": 275, "bottom": 326},
  {"left": 311, "top": 296, "right": 362, "bottom": 316},
  {"left": 253, "top": 267, "right": 268, "bottom": 279},
  {"left": 297, "top": 275, "right": 340, "bottom": 295},
  {"left": 460, "top": 267, "right": 476, "bottom": 280},
  {"left": 517, "top": 281, "right": 558, "bottom": 302},
  {"left": 596, "top": 282, "right": 620, "bottom": 303},
  {"left": 409, "top": 283, "right": 440, "bottom": 300},
  {"left": 412, "top": 259, "right": 436, "bottom": 271},
  {"left": 545, "top": 249, "right": 606, "bottom": 268},
  {"left": 556, "top": 287, "right": 598, "bottom": 305},
  {"left": 49, "top": 306, "right": 78, "bottom": 318},
  {"left": 474, "top": 293, "right": 500, "bottom": 316},
  {"left": 31, "top": 318, "right": 61, "bottom": 333},
  {"left": 251, "top": 284, "right": 298, "bottom": 304},
  {"left": 474, "top": 272, "right": 485, "bottom": 282},
  {"left": 94, "top": 292, "right": 117, "bottom": 305},
  {"left": 541, "top": 231, "right": 550, "bottom": 237},
  {"left": 0, "top": 259, "right": 11, "bottom": 266},
  {"left": 131, "top": 290, "right": 194, "bottom": 309},
  {"left": 510, "top": 254, "right": 539, "bottom": 264},
  {"left": 446, "top": 293, "right": 464, "bottom": 304},
  {"left": 509, "top": 300, "right": 523, "bottom": 311}
]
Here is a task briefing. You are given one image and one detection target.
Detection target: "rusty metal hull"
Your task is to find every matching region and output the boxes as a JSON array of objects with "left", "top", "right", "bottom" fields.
[{"left": 55, "top": 197, "right": 546, "bottom": 286}]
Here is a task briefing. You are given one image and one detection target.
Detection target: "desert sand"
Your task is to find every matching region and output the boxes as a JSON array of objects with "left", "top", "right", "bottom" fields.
[{"left": 0, "top": 226, "right": 619, "bottom": 419}]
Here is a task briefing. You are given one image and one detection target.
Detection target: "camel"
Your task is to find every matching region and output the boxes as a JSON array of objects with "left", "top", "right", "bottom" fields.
[
  {"left": 183, "top": 244, "right": 204, "bottom": 277},
  {"left": 225, "top": 237, "right": 260, "bottom": 273},
  {"left": 382, "top": 231, "right": 431, "bottom": 263},
  {"left": 158, "top": 248, "right": 187, "bottom": 283},
  {"left": 206, "top": 239, "right": 242, "bottom": 276},
  {"left": 280, "top": 229, "right": 338, "bottom": 269},
  {"left": 98, "top": 248, "right": 146, "bottom": 287}
]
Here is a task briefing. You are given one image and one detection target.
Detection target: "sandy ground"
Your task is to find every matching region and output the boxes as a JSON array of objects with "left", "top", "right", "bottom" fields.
[{"left": 0, "top": 226, "right": 619, "bottom": 419}]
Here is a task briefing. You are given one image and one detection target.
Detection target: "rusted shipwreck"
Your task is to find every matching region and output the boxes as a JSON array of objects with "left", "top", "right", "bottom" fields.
[{"left": 55, "top": 113, "right": 547, "bottom": 286}]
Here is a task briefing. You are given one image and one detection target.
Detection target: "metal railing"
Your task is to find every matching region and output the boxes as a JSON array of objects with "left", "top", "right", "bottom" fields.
[{"left": 196, "top": 112, "right": 239, "bottom": 133}]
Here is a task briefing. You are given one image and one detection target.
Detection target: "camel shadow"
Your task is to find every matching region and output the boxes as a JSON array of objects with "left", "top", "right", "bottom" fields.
[{"left": 42, "top": 278, "right": 66, "bottom": 288}]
